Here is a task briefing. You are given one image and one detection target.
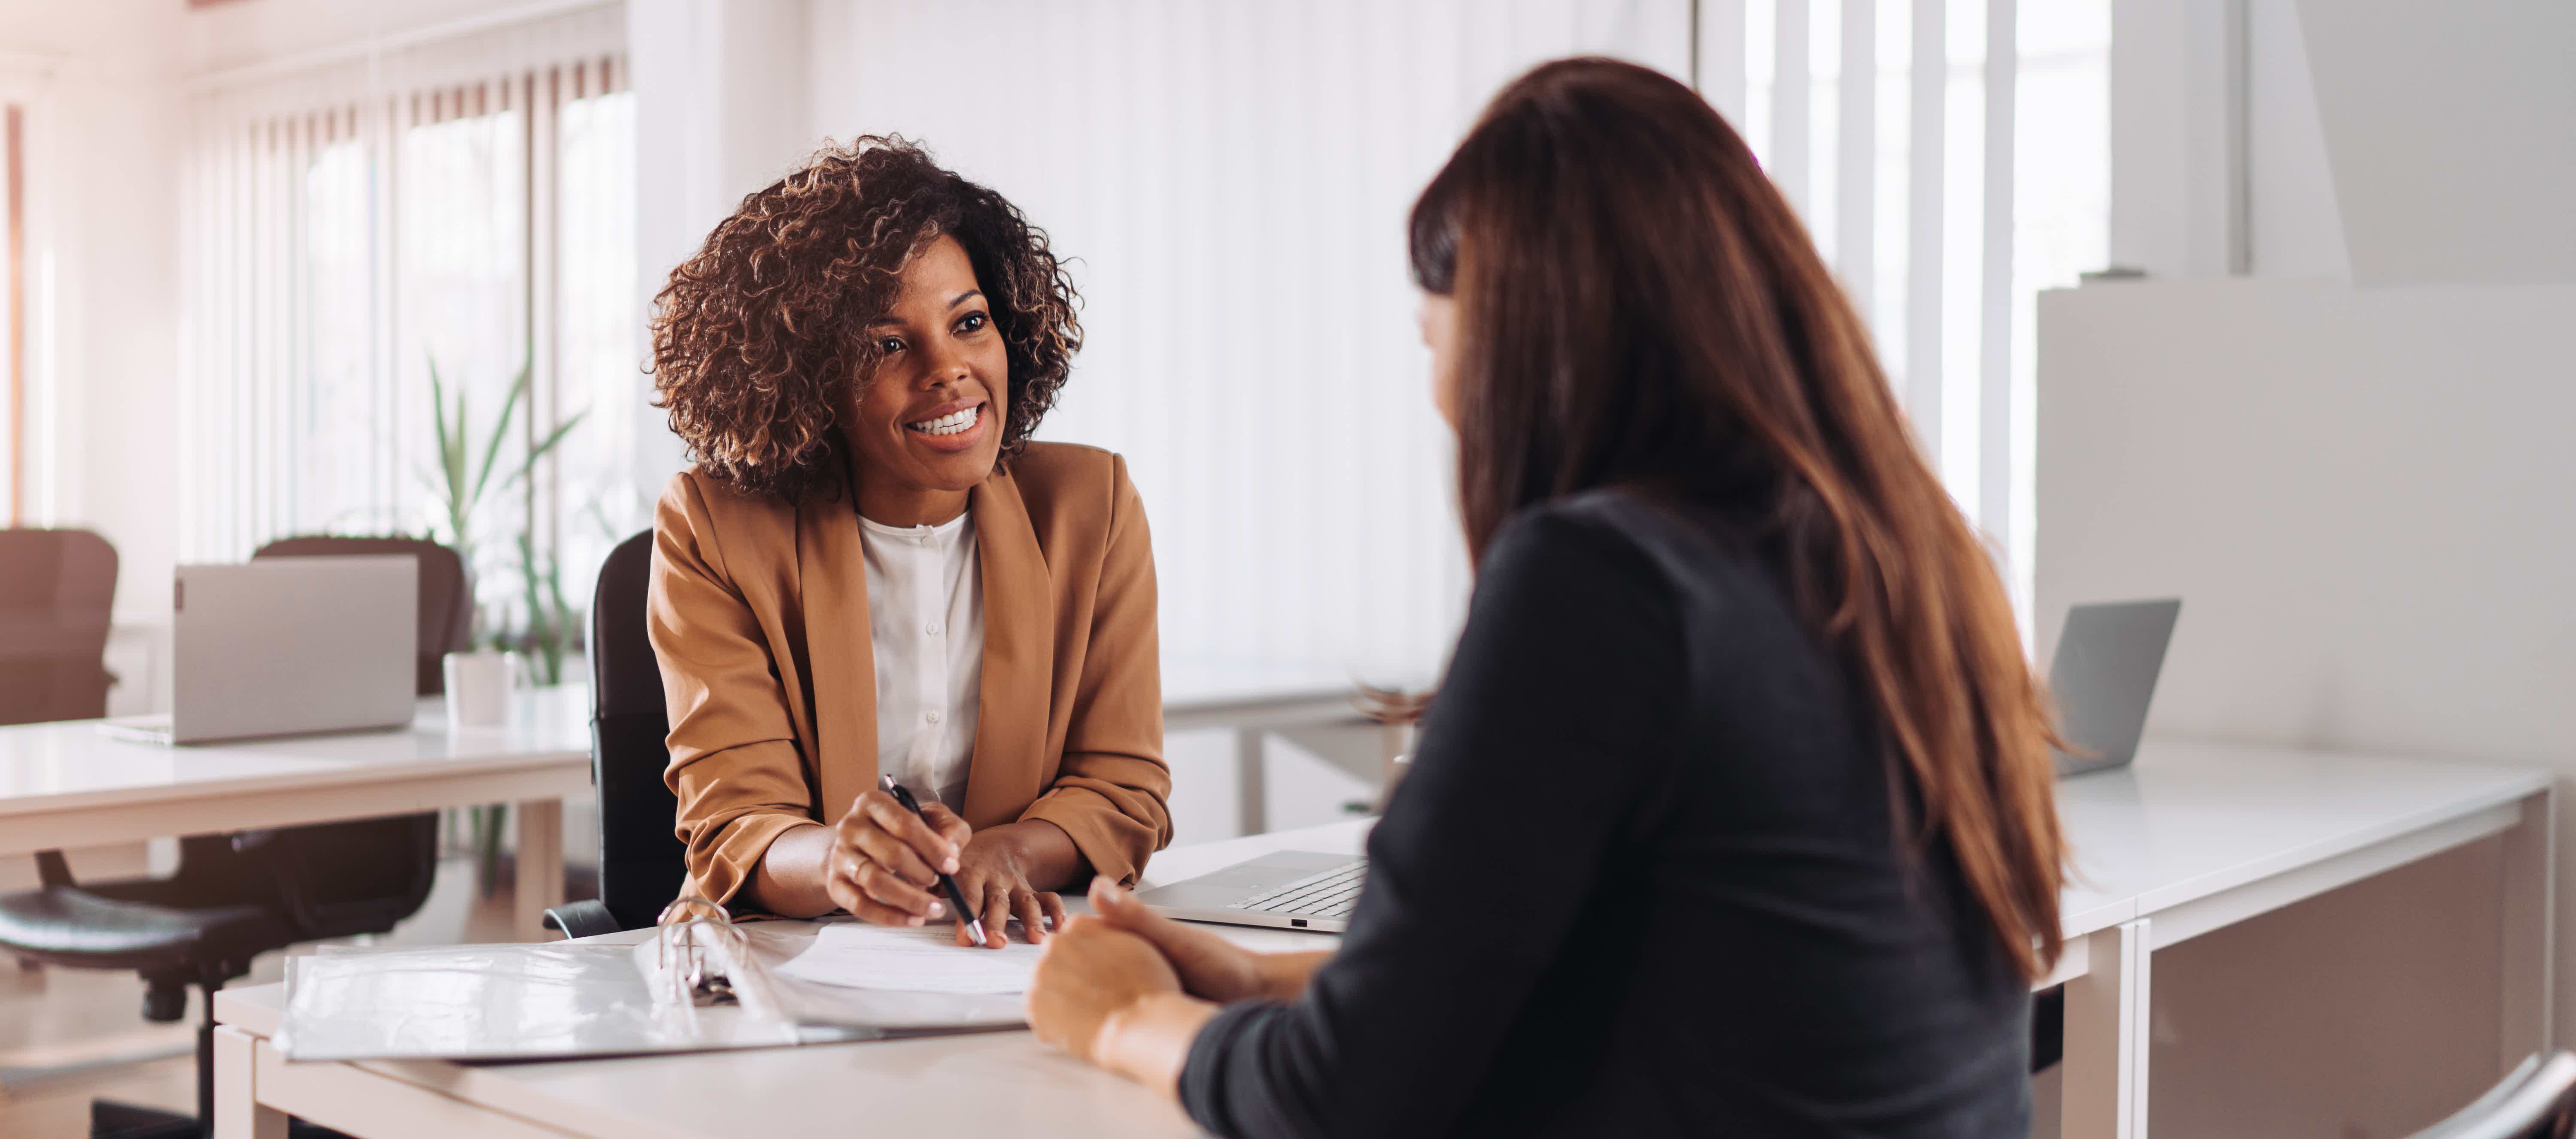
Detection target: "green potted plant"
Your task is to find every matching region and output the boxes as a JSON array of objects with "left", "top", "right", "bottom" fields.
[{"left": 421, "top": 353, "right": 583, "bottom": 893}]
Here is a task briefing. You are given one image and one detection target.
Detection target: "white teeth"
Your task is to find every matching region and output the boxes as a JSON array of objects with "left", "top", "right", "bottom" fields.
[{"left": 905, "top": 406, "right": 979, "bottom": 437}]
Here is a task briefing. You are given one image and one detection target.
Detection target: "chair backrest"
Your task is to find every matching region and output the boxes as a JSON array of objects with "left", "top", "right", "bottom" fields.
[
  {"left": 592, "top": 530, "right": 688, "bottom": 931},
  {"left": 0, "top": 528, "right": 119, "bottom": 725},
  {"left": 2409, "top": 1052, "right": 2576, "bottom": 1139},
  {"left": 246, "top": 536, "right": 460, "bottom": 933},
  {"left": 244, "top": 813, "right": 445, "bottom": 939},
  {"left": 252, "top": 536, "right": 472, "bottom": 696}
]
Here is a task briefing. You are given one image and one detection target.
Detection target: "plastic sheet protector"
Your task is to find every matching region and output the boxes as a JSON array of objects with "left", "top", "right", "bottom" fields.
[{"left": 276, "top": 921, "right": 1027, "bottom": 1063}]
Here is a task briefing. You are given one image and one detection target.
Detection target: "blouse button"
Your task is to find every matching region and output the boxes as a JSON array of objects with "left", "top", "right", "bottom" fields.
[
  {"left": 925, "top": 711, "right": 942, "bottom": 724},
  {"left": 916, "top": 534, "right": 931, "bottom": 546},
  {"left": 925, "top": 622, "right": 942, "bottom": 636}
]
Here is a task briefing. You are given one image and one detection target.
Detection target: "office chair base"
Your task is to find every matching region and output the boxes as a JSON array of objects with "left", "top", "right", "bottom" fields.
[{"left": 90, "top": 1100, "right": 197, "bottom": 1139}]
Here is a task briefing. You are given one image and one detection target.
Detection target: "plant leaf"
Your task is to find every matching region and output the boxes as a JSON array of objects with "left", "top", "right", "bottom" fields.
[
  {"left": 468, "top": 360, "right": 530, "bottom": 513},
  {"left": 543, "top": 547, "right": 574, "bottom": 681},
  {"left": 428, "top": 358, "right": 459, "bottom": 522},
  {"left": 492, "top": 408, "right": 587, "bottom": 497},
  {"left": 453, "top": 386, "right": 474, "bottom": 546}
]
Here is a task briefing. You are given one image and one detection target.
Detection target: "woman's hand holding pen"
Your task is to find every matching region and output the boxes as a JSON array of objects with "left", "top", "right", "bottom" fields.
[
  {"left": 823, "top": 789, "right": 966, "bottom": 929},
  {"left": 823, "top": 790, "right": 1071, "bottom": 947},
  {"left": 945, "top": 826, "right": 1072, "bottom": 948}
]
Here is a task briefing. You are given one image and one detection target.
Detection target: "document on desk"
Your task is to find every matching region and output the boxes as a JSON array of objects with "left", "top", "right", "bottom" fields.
[{"left": 773, "top": 922, "right": 1042, "bottom": 994}]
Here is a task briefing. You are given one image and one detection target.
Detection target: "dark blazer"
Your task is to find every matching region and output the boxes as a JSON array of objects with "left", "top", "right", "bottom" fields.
[{"left": 1181, "top": 491, "right": 2032, "bottom": 1138}]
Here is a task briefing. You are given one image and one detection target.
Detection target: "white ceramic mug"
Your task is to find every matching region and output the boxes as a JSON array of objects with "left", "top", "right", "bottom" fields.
[{"left": 443, "top": 650, "right": 528, "bottom": 729}]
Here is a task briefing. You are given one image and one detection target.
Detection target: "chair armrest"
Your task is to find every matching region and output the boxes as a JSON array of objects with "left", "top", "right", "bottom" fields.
[
  {"left": 34, "top": 850, "right": 73, "bottom": 888},
  {"left": 543, "top": 899, "right": 621, "bottom": 940}
]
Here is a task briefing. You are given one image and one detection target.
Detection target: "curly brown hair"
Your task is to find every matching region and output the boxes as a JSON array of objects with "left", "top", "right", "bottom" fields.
[{"left": 649, "top": 136, "right": 1082, "bottom": 502}]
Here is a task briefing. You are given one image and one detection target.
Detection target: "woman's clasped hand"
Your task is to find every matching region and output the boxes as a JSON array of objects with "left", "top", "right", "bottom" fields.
[{"left": 1030, "top": 878, "right": 1317, "bottom": 1088}]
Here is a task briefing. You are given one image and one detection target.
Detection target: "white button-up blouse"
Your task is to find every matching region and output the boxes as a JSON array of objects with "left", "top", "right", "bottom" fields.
[{"left": 856, "top": 510, "right": 984, "bottom": 809}]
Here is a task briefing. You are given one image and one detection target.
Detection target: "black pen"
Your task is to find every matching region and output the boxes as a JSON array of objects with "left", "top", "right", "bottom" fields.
[{"left": 880, "top": 774, "right": 986, "bottom": 945}]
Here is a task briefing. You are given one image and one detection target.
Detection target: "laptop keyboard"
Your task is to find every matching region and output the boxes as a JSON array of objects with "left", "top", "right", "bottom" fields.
[{"left": 1227, "top": 860, "right": 1367, "bottom": 918}]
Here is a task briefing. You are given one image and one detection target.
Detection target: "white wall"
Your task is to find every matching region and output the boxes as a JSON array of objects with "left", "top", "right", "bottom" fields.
[
  {"left": 2296, "top": 0, "right": 2576, "bottom": 287},
  {"left": 798, "top": 0, "right": 1689, "bottom": 680},
  {"left": 2036, "top": 286, "right": 2576, "bottom": 760},
  {"left": 2109, "top": 0, "right": 2347, "bottom": 281},
  {"left": 0, "top": 1, "right": 186, "bottom": 711},
  {"left": 2242, "top": 0, "right": 2345, "bottom": 280},
  {"left": 2108, "top": 0, "right": 2238, "bottom": 278},
  {"left": 626, "top": 0, "right": 811, "bottom": 497},
  {"left": 2114, "top": 0, "right": 2576, "bottom": 286},
  {"left": 2035, "top": 279, "right": 2576, "bottom": 1135},
  {"left": 178, "top": 0, "right": 550, "bottom": 76}
]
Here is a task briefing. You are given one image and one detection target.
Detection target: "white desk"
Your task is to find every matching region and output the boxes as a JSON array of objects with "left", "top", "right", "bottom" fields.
[
  {"left": 206, "top": 742, "right": 2552, "bottom": 1139},
  {"left": 0, "top": 663, "right": 1376, "bottom": 945},
  {"left": 0, "top": 686, "right": 594, "bottom": 941},
  {"left": 2049, "top": 741, "right": 2553, "bottom": 1139},
  {"left": 211, "top": 821, "right": 1355, "bottom": 1139}
]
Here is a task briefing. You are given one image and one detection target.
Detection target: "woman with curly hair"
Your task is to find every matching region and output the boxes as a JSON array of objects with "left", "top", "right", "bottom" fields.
[{"left": 647, "top": 137, "right": 1168, "bottom": 947}]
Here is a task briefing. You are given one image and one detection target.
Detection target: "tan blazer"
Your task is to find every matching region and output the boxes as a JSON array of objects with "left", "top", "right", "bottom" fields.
[{"left": 649, "top": 442, "right": 1170, "bottom": 909}]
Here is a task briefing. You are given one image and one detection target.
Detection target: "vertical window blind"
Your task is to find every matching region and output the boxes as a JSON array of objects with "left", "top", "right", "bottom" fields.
[
  {"left": 1715, "top": 0, "right": 2109, "bottom": 639},
  {"left": 814, "top": 0, "right": 1701, "bottom": 683},
  {"left": 3, "top": 98, "right": 25, "bottom": 528},
  {"left": 179, "top": 1, "right": 637, "bottom": 631},
  {"left": 810, "top": 0, "right": 2106, "bottom": 677},
  {"left": 0, "top": 56, "right": 64, "bottom": 537}
]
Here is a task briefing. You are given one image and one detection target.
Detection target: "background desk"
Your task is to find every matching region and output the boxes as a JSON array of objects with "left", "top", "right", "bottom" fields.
[
  {"left": 1161, "top": 659, "right": 1385, "bottom": 836},
  {"left": 0, "top": 686, "right": 594, "bottom": 942},
  {"left": 2049, "top": 741, "right": 2552, "bottom": 1139},
  {"left": 0, "top": 662, "right": 1380, "bottom": 945},
  {"left": 207, "top": 741, "right": 2550, "bottom": 1139}
]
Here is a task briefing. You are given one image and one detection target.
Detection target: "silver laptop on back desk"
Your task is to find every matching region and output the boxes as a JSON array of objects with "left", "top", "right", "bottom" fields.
[
  {"left": 1144, "top": 597, "right": 2184, "bottom": 931},
  {"left": 2049, "top": 598, "right": 2182, "bottom": 777},
  {"left": 100, "top": 557, "right": 418, "bottom": 745}
]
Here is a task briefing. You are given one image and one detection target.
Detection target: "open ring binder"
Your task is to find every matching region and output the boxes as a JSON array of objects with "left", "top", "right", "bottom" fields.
[{"left": 273, "top": 898, "right": 1026, "bottom": 1062}]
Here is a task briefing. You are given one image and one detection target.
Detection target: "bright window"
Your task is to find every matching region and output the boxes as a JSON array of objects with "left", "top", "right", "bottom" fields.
[
  {"left": 1735, "top": 0, "right": 2112, "bottom": 631},
  {"left": 183, "top": 22, "right": 637, "bottom": 656}
]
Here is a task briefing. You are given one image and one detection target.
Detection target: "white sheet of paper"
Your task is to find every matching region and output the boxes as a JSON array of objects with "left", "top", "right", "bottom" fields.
[{"left": 772, "top": 921, "right": 1043, "bottom": 994}]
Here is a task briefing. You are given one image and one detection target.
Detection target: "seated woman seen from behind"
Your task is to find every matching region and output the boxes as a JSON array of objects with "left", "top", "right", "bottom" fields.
[
  {"left": 647, "top": 137, "right": 1170, "bottom": 947},
  {"left": 1027, "top": 58, "right": 2066, "bottom": 1137}
]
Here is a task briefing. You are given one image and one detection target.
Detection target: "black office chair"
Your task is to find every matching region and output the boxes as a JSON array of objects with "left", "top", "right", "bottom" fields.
[
  {"left": 0, "top": 537, "right": 465, "bottom": 1139},
  {"left": 2032, "top": 984, "right": 2063, "bottom": 1072},
  {"left": 240, "top": 538, "right": 467, "bottom": 943},
  {"left": 0, "top": 528, "right": 119, "bottom": 726},
  {"left": 544, "top": 530, "right": 688, "bottom": 938},
  {"left": 254, "top": 536, "right": 475, "bottom": 696},
  {"left": 2404, "top": 1051, "right": 2576, "bottom": 1139}
]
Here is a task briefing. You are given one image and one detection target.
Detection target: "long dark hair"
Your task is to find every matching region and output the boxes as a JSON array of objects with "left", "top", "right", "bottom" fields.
[{"left": 1411, "top": 58, "right": 2064, "bottom": 980}]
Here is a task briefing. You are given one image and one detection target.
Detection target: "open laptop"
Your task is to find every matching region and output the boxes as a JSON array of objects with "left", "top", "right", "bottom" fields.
[
  {"left": 100, "top": 556, "right": 419, "bottom": 745},
  {"left": 1137, "top": 851, "right": 1366, "bottom": 932},
  {"left": 2048, "top": 598, "right": 2182, "bottom": 777}
]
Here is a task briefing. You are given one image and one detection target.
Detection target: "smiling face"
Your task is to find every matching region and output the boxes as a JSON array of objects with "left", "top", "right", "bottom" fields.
[{"left": 843, "top": 234, "right": 1010, "bottom": 525}]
